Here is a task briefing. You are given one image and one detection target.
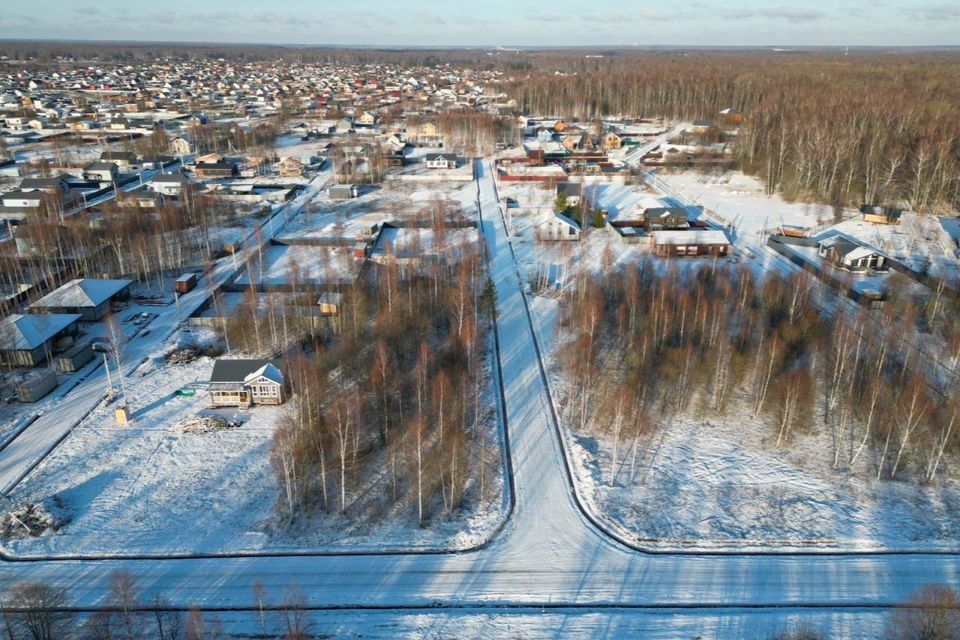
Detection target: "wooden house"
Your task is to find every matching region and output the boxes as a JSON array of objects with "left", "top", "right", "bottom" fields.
[{"left": 209, "top": 359, "right": 284, "bottom": 408}]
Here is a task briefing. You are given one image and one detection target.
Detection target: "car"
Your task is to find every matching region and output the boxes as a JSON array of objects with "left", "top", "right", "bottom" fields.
[{"left": 91, "top": 340, "right": 113, "bottom": 353}]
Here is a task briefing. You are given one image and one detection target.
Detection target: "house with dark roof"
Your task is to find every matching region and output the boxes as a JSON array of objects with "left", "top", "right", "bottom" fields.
[
  {"left": 195, "top": 162, "right": 239, "bottom": 179},
  {"left": 83, "top": 161, "right": 120, "bottom": 183},
  {"left": 818, "top": 234, "right": 887, "bottom": 272},
  {"left": 860, "top": 204, "right": 903, "bottom": 225},
  {"left": 100, "top": 151, "right": 140, "bottom": 171},
  {"left": 209, "top": 359, "right": 284, "bottom": 408}
]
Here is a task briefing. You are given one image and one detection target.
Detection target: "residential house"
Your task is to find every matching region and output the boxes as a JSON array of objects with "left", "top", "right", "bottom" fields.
[
  {"left": 209, "top": 359, "right": 285, "bottom": 408},
  {"left": 195, "top": 162, "right": 239, "bottom": 179},
  {"left": 407, "top": 121, "right": 442, "bottom": 146},
  {"left": 652, "top": 229, "right": 730, "bottom": 257},
  {"left": 19, "top": 175, "right": 71, "bottom": 195},
  {"left": 0, "top": 190, "right": 43, "bottom": 209},
  {"left": 818, "top": 235, "right": 887, "bottom": 272},
  {"left": 425, "top": 153, "right": 460, "bottom": 170},
  {"left": 603, "top": 132, "right": 622, "bottom": 151},
  {"left": 150, "top": 173, "right": 188, "bottom": 197},
  {"left": 83, "top": 161, "right": 120, "bottom": 183},
  {"left": 644, "top": 207, "right": 690, "bottom": 231},
  {"left": 100, "top": 151, "right": 139, "bottom": 171},
  {"left": 536, "top": 210, "right": 581, "bottom": 241},
  {"left": 169, "top": 135, "right": 192, "bottom": 156}
]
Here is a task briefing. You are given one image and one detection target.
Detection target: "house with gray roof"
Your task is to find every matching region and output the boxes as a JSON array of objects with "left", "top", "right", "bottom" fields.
[
  {"left": 209, "top": 359, "right": 284, "bottom": 408},
  {"left": 0, "top": 313, "right": 81, "bottom": 367},
  {"left": 28, "top": 278, "right": 132, "bottom": 321}
]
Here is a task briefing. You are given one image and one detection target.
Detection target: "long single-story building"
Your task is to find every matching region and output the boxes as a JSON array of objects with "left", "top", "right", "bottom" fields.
[
  {"left": 0, "top": 313, "right": 82, "bottom": 367},
  {"left": 652, "top": 229, "right": 730, "bottom": 257},
  {"left": 28, "top": 278, "right": 132, "bottom": 321}
]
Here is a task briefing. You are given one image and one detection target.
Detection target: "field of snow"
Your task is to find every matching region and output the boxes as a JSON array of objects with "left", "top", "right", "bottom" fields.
[
  {"left": 655, "top": 169, "right": 855, "bottom": 238},
  {"left": 177, "top": 607, "right": 886, "bottom": 640},
  {"left": 235, "top": 244, "right": 360, "bottom": 287},
  {"left": 529, "top": 292, "right": 960, "bottom": 551}
]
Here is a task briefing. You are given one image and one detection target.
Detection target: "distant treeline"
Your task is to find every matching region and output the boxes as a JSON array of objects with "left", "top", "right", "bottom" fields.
[
  {"left": 505, "top": 53, "right": 960, "bottom": 212},
  {"left": 0, "top": 41, "right": 509, "bottom": 67}
]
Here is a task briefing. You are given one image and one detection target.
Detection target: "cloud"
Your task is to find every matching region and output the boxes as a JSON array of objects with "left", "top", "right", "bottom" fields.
[
  {"left": 413, "top": 11, "right": 447, "bottom": 25},
  {"left": 904, "top": 3, "right": 960, "bottom": 20},
  {"left": 586, "top": 9, "right": 675, "bottom": 23},
  {"left": 719, "top": 7, "right": 827, "bottom": 22}
]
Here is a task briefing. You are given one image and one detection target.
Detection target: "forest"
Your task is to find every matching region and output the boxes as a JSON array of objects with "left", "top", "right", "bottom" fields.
[
  {"left": 267, "top": 222, "right": 501, "bottom": 528},
  {"left": 556, "top": 257, "right": 960, "bottom": 488},
  {"left": 504, "top": 52, "right": 960, "bottom": 213}
]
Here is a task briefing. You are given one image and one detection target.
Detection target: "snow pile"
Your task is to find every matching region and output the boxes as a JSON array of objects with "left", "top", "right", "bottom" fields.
[
  {"left": 1, "top": 501, "right": 67, "bottom": 539},
  {"left": 172, "top": 415, "right": 240, "bottom": 435}
]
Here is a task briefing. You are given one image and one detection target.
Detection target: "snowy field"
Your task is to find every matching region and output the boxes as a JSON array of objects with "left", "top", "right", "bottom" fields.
[
  {"left": 654, "top": 169, "right": 854, "bottom": 237},
  {"left": 159, "top": 607, "right": 886, "bottom": 640},
  {"left": 529, "top": 292, "right": 960, "bottom": 551},
  {"left": 234, "top": 244, "right": 360, "bottom": 288}
]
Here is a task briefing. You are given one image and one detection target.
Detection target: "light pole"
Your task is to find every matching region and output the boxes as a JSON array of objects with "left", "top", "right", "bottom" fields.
[{"left": 102, "top": 351, "right": 113, "bottom": 393}]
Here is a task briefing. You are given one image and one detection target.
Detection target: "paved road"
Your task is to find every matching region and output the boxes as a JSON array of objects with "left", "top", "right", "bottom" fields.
[{"left": 0, "top": 162, "right": 957, "bottom": 636}]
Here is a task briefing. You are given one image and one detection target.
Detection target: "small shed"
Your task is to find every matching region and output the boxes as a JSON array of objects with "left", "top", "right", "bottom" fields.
[
  {"left": 860, "top": 204, "right": 903, "bottom": 225},
  {"left": 328, "top": 184, "right": 359, "bottom": 200},
  {"left": 318, "top": 292, "right": 343, "bottom": 316}
]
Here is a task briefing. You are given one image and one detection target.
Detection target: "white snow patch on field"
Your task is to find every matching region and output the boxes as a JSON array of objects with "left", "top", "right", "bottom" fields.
[{"left": 655, "top": 170, "right": 852, "bottom": 238}]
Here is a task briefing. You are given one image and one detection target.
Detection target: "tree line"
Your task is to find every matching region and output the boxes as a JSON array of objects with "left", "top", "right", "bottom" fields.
[
  {"left": 505, "top": 53, "right": 960, "bottom": 213},
  {"left": 558, "top": 259, "right": 960, "bottom": 487}
]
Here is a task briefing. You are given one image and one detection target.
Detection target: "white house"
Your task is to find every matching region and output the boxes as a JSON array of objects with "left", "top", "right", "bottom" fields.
[
  {"left": 424, "top": 153, "right": 459, "bottom": 170},
  {"left": 536, "top": 210, "right": 581, "bottom": 241}
]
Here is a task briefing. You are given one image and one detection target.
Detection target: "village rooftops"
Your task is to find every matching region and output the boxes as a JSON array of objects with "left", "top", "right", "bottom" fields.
[{"left": 0, "top": 313, "right": 82, "bottom": 351}]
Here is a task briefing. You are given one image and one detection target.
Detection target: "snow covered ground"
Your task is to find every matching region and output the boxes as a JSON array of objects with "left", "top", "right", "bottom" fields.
[
  {"left": 1, "top": 162, "right": 960, "bottom": 633},
  {"left": 654, "top": 169, "right": 851, "bottom": 238},
  {"left": 521, "top": 200, "right": 960, "bottom": 550},
  {"left": 179, "top": 607, "right": 887, "bottom": 640}
]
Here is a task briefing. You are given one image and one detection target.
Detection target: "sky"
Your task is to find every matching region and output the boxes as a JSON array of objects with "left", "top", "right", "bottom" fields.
[{"left": 3, "top": 0, "right": 960, "bottom": 47}]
